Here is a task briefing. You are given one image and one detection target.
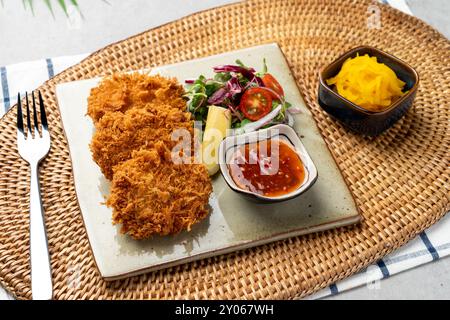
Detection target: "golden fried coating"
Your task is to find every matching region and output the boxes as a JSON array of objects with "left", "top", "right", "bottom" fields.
[
  {"left": 87, "top": 73, "right": 186, "bottom": 123},
  {"left": 90, "top": 105, "right": 193, "bottom": 180},
  {"left": 87, "top": 72, "right": 212, "bottom": 239},
  {"left": 107, "top": 143, "right": 212, "bottom": 239}
]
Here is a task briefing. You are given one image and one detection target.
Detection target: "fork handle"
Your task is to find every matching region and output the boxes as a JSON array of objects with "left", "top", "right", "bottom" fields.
[{"left": 29, "top": 164, "right": 53, "bottom": 300}]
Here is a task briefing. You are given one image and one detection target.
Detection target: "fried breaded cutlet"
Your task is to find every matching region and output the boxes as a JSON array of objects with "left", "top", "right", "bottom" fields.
[
  {"left": 90, "top": 105, "right": 194, "bottom": 180},
  {"left": 88, "top": 73, "right": 192, "bottom": 179},
  {"left": 87, "top": 72, "right": 186, "bottom": 123},
  {"left": 87, "top": 73, "right": 212, "bottom": 239},
  {"left": 107, "top": 143, "right": 212, "bottom": 239}
]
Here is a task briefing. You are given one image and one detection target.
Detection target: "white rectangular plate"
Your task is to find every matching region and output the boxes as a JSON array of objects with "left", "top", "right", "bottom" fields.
[{"left": 55, "top": 43, "right": 360, "bottom": 280}]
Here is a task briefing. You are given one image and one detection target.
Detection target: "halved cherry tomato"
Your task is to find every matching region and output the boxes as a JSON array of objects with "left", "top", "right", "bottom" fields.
[
  {"left": 239, "top": 87, "right": 273, "bottom": 121},
  {"left": 262, "top": 73, "right": 284, "bottom": 99}
]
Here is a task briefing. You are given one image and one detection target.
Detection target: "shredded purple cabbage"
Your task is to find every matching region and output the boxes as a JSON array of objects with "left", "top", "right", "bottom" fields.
[
  {"left": 207, "top": 87, "right": 228, "bottom": 104},
  {"left": 213, "top": 64, "right": 263, "bottom": 86},
  {"left": 226, "top": 76, "right": 242, "bottom": 96},
  {"left": 208, "top": 76, "right": 244, "bottom": 105},
  {"left": 213, "top": 65, "right": 255, "bottom": 78}
]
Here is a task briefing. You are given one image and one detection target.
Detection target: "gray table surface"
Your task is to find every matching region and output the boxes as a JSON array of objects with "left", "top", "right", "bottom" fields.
[{"left": 0, "top": 0, "right": 448, "bottom": 300}]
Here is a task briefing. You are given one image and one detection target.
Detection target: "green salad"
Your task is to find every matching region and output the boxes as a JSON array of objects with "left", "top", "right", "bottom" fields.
[{"left": 184, "top": 60, "right": 298, "bottom": 131}]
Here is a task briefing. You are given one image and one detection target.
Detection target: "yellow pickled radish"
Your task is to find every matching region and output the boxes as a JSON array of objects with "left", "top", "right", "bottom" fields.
[{"left": 326, "top": 54, "right": 405, "bottom": 112}]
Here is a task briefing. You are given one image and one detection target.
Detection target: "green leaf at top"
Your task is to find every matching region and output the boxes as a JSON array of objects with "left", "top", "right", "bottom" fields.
[
  {"left": 43, "top": 0, "right": 55, "bottom": 17},
  {"left": 57, "top": 0, "right": 68, "bottom": 16},
  {"left": 22, "top": 0, "right": 34, "bottom": 15},
  {"left": 235, "top": 59, "right": 245, "bottom": 67},
  {"left": 262, "top": 58, "right": 268, "bottom": 74}
]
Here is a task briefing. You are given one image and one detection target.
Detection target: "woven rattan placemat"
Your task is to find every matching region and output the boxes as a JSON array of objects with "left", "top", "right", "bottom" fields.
[{"left": 0, "top": 0, "right": 449, "bottom": 299}]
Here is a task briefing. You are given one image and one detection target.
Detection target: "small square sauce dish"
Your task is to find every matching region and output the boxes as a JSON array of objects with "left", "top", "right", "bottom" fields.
[
  {"left": 218, "top": 124, "right": 318, "bottom": 203},
  {"left": 318, "top": 46, "right": 419, "bottom": 136}
]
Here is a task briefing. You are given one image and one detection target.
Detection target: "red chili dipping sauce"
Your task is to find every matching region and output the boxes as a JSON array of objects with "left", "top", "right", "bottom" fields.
[{"left": 227, "top": 139, "right": 305, "bottom": 197}]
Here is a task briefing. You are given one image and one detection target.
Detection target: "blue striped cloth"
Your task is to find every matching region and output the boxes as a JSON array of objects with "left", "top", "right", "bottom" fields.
[
  {"left": 0, "top": 0, "right": 448, "bottom": 300},
  {"left": 0, "top": 54, "right": 88, "bottom": 114}
]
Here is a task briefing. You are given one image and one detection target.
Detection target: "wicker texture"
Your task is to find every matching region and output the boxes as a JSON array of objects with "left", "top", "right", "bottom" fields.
[{"left": 0, "top": 0, "right": 449, "bottom": 300}]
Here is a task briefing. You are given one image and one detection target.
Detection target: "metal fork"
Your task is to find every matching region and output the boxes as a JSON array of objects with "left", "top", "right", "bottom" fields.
[{"left": 17, "top": 91, "right": 52, "bottom": 300}]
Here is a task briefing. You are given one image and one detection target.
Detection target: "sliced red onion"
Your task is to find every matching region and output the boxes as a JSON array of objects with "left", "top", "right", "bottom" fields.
[
  {"left": 236, "top": 105, "right": 282, "bottom": 134},
  {"left": 258, "top": 86, "right": 284, "bottom": 103},
  {"left": 184, "top": 79, "right": 195, "bottom": 84},
  {"left": 226, "top": 76, "right": 242, "bottom": 96},
  {"left": 213, "top": 65, "right": 255, "bottom": 78},
  {"left": 251, "top": 76, "right": 264, "bottom": 87},
  {"left": 287, "top": 106, "right": 302, "bottom": 114},
  {"left": 227, "top": 103, "right": 243, "bottom": 121},
  {"left": 286, "top": 112, "right": 295, "bottom": 127}
]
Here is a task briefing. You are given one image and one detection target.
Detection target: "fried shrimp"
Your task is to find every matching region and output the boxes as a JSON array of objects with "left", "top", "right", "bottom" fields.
[
  {"left": 87, "top": 73, "right": 212, "bottom": 239},
  {"left": 107, "top": 143, "right": 212, "bottom": 239}
]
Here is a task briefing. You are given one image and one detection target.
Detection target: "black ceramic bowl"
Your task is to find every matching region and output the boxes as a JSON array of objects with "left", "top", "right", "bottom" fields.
[{"left": 318, "top": 46, "right": 419, "bottom": 136}]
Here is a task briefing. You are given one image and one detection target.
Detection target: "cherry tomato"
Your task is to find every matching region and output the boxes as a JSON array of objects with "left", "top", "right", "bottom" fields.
[
  {"left": 239, "top": 87, "right": 273, "bottom": 121},
  {"left": 262, "top": 73, "right": 284, "bottom": 99}
]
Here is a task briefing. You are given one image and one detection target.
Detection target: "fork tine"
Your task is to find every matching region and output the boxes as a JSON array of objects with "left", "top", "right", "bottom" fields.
[
  {"left": 31, "top": 91, "right": 40, "bottom": 134},
  {"left": 17, "top": 93, "right": 24, "bottom": 134},
  {"left": 25, "top": 92, "right": 32, "bottom": 136},
  {"left": 38, "top": 91, "right": 48, "bottom": 130}
]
